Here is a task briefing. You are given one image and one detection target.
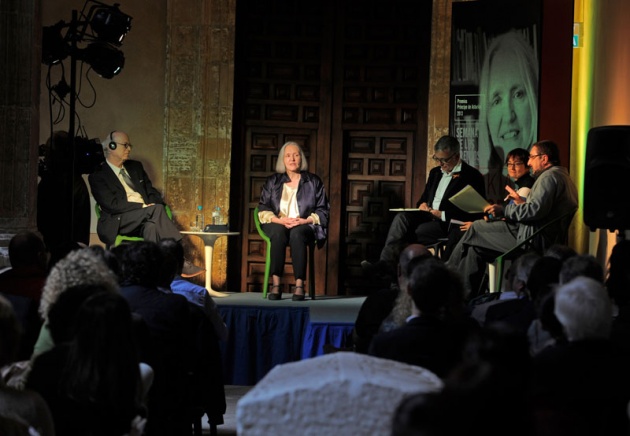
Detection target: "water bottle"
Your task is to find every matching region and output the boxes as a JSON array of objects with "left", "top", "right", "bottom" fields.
[
  {"left": 212, "top": 206, "right": 222, "bottom": 225},
  {"left": 196, "top": 205, "right": 204, "bottom": 230}
]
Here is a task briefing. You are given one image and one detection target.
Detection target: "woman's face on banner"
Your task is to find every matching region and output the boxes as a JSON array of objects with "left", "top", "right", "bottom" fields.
[{"left": 487, "top": 48, "right": 533, "bottom": 151}]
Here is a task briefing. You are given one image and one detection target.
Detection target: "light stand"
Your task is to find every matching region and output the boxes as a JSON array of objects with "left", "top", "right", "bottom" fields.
[{"left": 41, "top": 1, "right": 132, "bottom": 244}]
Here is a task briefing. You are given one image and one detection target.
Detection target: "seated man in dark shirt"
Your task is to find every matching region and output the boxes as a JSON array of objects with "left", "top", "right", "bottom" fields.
[
  {"left": 369, "top": 257, "right": 475, "bottom": 378},
  {"left": 351, "top": 244, "right": 432, "bottom": 354}
]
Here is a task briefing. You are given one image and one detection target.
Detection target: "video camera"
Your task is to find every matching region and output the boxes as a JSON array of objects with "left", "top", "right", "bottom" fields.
[{"left": 39, "top": 134, "right": 104, "bottom": 177}]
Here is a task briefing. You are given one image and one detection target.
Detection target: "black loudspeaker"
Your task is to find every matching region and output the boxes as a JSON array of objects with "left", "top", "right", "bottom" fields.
[
  {"left": 584, "top": 126, "right": 630, "bottom": 231},
  {"left": 108, "top": 130, "right": 117, "bottom": 150}
]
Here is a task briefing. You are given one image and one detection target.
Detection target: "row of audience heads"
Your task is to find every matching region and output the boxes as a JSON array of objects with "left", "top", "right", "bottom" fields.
[
  {"left": 2, "top": 235, "right": 191, "bottom": 365},
  {"left": 391, "top": 241, "right": 630, "bottom": 436},
  {"left": 399, "top": 241, "right": 629, "bottom": 329}
]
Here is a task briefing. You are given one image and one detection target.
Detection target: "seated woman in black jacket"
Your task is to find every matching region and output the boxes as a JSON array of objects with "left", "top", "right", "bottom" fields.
[{"left": 258, "top": 141, "right": 330, "bottom": 301}]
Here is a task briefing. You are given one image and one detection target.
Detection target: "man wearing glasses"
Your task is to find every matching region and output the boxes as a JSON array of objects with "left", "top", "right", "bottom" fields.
[
  {"left": 362, "top": 135, "right": 485, "bottom": 279},
  {"left": 447, "top": 140, "right": 578, "bottom": 297},
  {"left": 89, "top": 130, "right": 184, "bottom": 251}
]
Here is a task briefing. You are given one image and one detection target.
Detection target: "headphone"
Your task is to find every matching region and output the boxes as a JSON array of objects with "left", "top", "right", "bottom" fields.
[{"left": 108, "top": 130, "right": 117, "bottom": 150}]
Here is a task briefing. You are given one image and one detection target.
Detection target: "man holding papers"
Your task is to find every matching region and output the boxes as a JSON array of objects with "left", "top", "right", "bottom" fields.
[
  {"left": 362, "top": 135, "right": 485, "bottom": 278},
  {"left": 446, "top": 140, "right": 578, "bottom": 297}
]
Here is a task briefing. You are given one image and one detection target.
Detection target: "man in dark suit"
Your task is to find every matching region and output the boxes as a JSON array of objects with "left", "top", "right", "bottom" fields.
[
  {"left": 362, "top": 135, "right": 485, "bottom": 277},
  {"left": 368, "top": 256, "right": 474, "bottom": 378},
  {"left": 88, "top": 130, "right": 183, "bottom": 247}
]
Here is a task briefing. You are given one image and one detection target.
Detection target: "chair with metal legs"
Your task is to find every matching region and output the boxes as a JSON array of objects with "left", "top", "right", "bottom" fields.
[{"left": 426, "top": 238, "right": 449, "bottom": 258}]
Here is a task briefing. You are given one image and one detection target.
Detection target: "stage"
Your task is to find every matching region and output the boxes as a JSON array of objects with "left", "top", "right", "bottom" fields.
[{"left": 215, "top": 292, "right": 366, "bottom": 385}]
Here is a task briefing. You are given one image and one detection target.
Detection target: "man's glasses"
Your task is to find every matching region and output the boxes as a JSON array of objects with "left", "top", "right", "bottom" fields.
[
  {"left": 432, "top": 153, "right": 457, "bottom": 165},
  {"left": 115, "top": 142, "right": 133, "bottom": 150},
  {"left": 529, "top": 153, "right": 544, "bottom": 160},
  {"left": 505, "top": 161, "right": 525, "bottom": 168}
]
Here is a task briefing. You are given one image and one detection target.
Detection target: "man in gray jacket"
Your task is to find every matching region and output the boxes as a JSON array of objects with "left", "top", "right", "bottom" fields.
[{"left": 446, "top": 140, "right": 578, "bottom": 296}]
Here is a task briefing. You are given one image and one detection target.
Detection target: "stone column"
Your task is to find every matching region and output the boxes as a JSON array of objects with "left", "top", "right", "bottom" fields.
[
  {"left": 0, "top": 0, "right": 41, "bottom": 266},
  {"left": 164, "top": 0, "right": 236, "bottom": 289}
]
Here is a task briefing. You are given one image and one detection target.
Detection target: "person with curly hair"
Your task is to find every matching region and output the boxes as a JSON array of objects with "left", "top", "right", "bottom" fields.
[{"left": 34, "top": 247, "right": 119, "bottom": 357}]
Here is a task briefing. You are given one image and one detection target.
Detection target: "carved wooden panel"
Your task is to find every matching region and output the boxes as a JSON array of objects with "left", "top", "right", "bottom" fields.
[
  {"left": 336, "top": 0, "right": 431, "bottom": 294},
  {"left": 341, "top": 131, "right": 414, "bottom": 291}
]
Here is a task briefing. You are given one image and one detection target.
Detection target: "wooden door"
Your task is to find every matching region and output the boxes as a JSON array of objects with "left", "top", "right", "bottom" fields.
[{"left": 234, "top": 0, "right": 432, "bottom": 295}]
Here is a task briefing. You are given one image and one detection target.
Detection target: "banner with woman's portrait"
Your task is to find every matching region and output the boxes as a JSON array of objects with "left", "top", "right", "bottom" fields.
[{"left": 450, "top": 0, "right": 542, "bottom": 202}]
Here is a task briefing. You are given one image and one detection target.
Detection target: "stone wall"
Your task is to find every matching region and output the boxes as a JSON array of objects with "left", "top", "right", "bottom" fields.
[
  {"left": 164, "top": 0, "right": 236, "bottom": 289},
  {"left": 0, "top": 0, "right": 41, "bottom": 266}
]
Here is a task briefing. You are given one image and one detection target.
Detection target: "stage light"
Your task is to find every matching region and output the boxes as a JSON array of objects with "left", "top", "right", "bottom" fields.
[
  {"left": 88, "top": 5, "right": 132, "bottom": 46},
  {"left": 42, "top": 22, "right": 70, "bottom": 65},
  {"left": 80, "top": 42, "right": 125, "bottom": 79}
]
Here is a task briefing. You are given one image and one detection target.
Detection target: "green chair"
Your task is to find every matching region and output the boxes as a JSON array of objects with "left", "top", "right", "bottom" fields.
[
  {"left": 94, "top": 203, "right": 172, "bottom": 248},
  {"left": 253, "top": 206, "right": 316, "bottom": 300}
]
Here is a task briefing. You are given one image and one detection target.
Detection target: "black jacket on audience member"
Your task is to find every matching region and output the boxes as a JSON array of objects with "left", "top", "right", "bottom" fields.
[{"left": 368, "top": 315, "right": 474, "bottom": 378}]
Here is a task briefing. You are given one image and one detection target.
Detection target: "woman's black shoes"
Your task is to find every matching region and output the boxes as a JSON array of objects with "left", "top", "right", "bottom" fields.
[
  {"left": 268, "top": 284, "right": 306, "bottom": 301},
  {"left": 292, "top": 286, "right": 305, "bottom": 301},
  {"left": 267, "top": 285, "right": 282, "bottom": 300}
]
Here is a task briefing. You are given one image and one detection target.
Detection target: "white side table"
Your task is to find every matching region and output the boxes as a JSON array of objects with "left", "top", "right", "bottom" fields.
[{"left": 181, "top": 231, "right": 240, "bottom": 297}]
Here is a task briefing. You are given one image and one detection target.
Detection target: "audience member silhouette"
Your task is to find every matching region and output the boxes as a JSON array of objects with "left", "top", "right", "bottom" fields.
[
  {"left": 529, "top": 253, "right": 604, "bottom": 357},
  {"left": 369, "top": 257, "right": 474, "bottom": 377},
  {"left": 157, "top": 238, "right": 228, "bottom": 342},
  {"left": 606, "top": 240, "right": 630, "bottom": 307},
  {"left": 0, "top": 295, "right": 54, "bottom": 436},
  {"left": 604, "top": 240, "right": 630, "bottom": 358},
  {"left": 376, "top": 245, "right": 434, "bottom": 335},
  {"left": 525, "top": 256, "right": 563, "bottom": 355},
  {"left": 156, "top": 238, "right": 227, "bottom": 430},
  {"left": 470, "top": 251, "right": 539, "bottom": 334},
  {"left": 531, "top": 277, "right": 630, "bottom": 436},
  {"left": 47, "top": 241, "right": 86, "bottom": 271},
  {"left": 0, "top": 232, "right": 49, "bottom": 360},
  {"left": 0, "top": 415, "right": 33, "bottom": 436},
  {"left": 350, "top": 244, "right": 432, "bottom": 353},
  {"left": 392, "top": 323, "right": 534, "bottom": 436},
  {"left": 119, "top": 241, "right": 225, "bottom": 435},
  {"left": 26, "top": 288, "right": 146, "bottom": 436},
  {"left": 88, "top": 244, "right": 122, "bottom": 280},
  {"left": 37, "top": 130, "right": 92, "bottom": 252},
  {"left": 543, "top": 243, "right": 577, "bottom": 262},
  {"left": 0, "top": 231, "right": 49, "bottom": 300},
  {"left": 558, "top": 253, "right": 604, "bottom": 285},
  {"left": 34, "top": 247, "right": 119, "bottom": 358}
]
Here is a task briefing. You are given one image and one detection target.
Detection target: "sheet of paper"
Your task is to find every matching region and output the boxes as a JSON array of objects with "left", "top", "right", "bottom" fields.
[{"left": 448, "top": 185, "right": 489, "bottom": 213}]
